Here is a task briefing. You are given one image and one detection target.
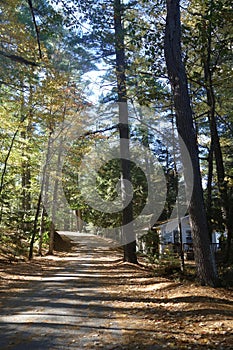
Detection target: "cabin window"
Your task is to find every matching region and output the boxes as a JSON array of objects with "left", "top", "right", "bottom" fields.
[
  {"left": 164, "top": 232, "right": 173, "bottom": 243},
  {"left": 173, "top": 229, "right": 180, "bottom": 244},
  {"left": 186, "top": 230, "right": 192, "bottom": 243}
]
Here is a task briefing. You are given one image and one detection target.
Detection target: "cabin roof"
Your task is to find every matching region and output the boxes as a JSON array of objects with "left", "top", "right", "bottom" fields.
[{"left": 153, "top": 215, "right": 190, "bottom": 231}]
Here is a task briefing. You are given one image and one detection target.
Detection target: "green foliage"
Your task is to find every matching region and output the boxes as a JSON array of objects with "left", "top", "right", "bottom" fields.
[
  {"left": 63, "top": 142, "right": 148, "bottom": 228},
  {"left": 0, "top": 0, "right": 88, "bottom": 258},
  {"left": 139, "top": 229, "right": 160, "bottom": 262}
]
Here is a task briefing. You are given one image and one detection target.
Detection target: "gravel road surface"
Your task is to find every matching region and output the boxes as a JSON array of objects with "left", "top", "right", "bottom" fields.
[{"left": 0, "top": 233, "right": 124, "bottom": 350}]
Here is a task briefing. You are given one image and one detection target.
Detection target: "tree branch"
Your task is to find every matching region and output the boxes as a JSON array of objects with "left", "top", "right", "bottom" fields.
[
  {"left": 82, "top": 124, "right": 119, "bottom": 138},
  {"left": 0, "top": 50, "right": 38, "bottom": 66},
  {"left": 27, "top": 0, "right": 42, "bottom": 59}
]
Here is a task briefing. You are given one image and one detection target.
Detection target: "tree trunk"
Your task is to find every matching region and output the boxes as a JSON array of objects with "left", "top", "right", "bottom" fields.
[
  {"left": 206, "top": 141, "right": 214, "bottom": 240},
  {"left": 113, "top": 0, "right": 137, "bottom": 263},
  {"left": 38, "top": 205, "right": 46, "bottom": 256},
  {"left": 172, "top": 116, "right": 185, "bottom": 271},
  {"left": 0, "top": 128, "right": 19, "bottom": 223},
  {"left": 21, "top": 81, "right": 33, "bottom": 233},
  {"left": 21, "top": 128, "right": 32, "bottom": 233},
  {"left": 29, "top": 132, "right": 53, "bottom": 259},
  {"left": 48, "top": 137, "right": 63, "bottom": 255},
  {"left": 76, "top": 209, "right": 83, "bottom": 232},
  {"left": 164, "top": 0, "right": 219, "bottom": 286},
  {"left": 29, "top": 192, "right": 41, "bottom": 260}
]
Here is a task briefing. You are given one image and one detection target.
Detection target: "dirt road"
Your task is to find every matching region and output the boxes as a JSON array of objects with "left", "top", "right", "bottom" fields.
[
  {"left": 0, "top": 233, "right": 233, "bottom": 349},
  {"left": 0, "top": 234, "right": 125, "bottom": 349}
]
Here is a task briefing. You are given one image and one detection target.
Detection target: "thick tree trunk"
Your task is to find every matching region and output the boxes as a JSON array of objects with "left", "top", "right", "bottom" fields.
[
  {"left": 164, "top": 0, "right": 219, "bottom": 286},
  {"left": 113, "top": 0, "right": 137, "bottom": 264}
]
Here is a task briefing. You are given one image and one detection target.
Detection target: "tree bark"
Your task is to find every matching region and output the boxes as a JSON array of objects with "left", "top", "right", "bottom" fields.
[
  {"left": 164, "top": 0, "right": 219, "bottom": 286},
  {"left": 48, "top": 135, "right": 63, "bottom": 255},
  {"left": 21, "top": 81, "right": 34, "bottom": 233},
  {"left": 113, "top": 0, "right": 137, "bottom": 263},
  {"left": 206, "top": 141, "right": 214, "bottom": 239},
  {"left": 29, "top": 132, "right": 53, "bottom": 259},
  {"left": 76, "top": 209, "right": 83, "bottom": 232},
  {"left": 0, "top": 128, "right": 19, "bottom": 223},
  {"left": 21, "top": 129, "right": 32, "bottom": 233},
  {"left": 38, "top": 205, "right": 46, "bottom": 256},
  {"left": 29, "top": 192, "right": 41, "bottom": 260}
]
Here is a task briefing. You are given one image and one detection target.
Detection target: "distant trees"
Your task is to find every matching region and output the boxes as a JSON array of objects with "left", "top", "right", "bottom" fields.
[{"left": 0, "top": 0, "right": 87, "bottom": 258}]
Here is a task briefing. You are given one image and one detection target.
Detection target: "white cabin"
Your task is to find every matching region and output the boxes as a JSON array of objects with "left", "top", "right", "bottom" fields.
[
  {"left": 156, "top": 215, "right": 191, "bottom": 254},
  {"left": 156, "top": 215, "right": 221, "bottom": 254},
  {"left": 136, "top": 215, "right": 223, "bottom": 257}
]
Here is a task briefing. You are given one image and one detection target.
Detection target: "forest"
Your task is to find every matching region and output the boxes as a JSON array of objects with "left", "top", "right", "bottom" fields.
[{"left": 0, "top": 0, "right": 232, "bottom": 289}]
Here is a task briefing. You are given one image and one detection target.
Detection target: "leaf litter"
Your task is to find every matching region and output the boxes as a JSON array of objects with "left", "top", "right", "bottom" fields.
[{"left": 0, "top": 240, "right": 232, "bottom": 350}]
